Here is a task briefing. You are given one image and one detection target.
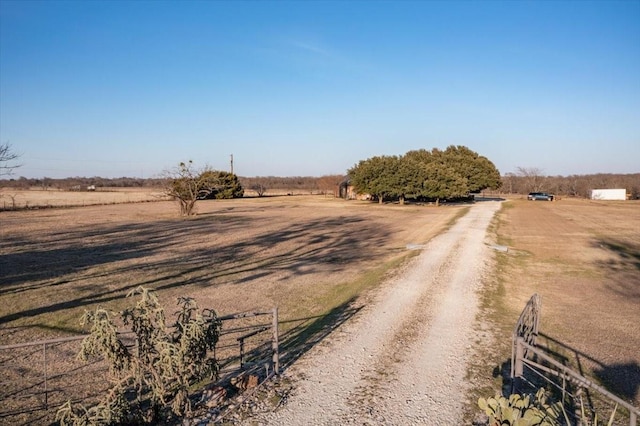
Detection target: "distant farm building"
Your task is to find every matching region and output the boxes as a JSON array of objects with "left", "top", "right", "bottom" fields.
[
  {"left": 338, "top": 179, "right": 370, "bottom": 200},
  {"left": 590, "top": 188, "right": 628, "bottom": 200}
]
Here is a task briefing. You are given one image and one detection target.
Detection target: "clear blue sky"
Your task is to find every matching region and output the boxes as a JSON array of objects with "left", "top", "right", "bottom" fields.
[{"left": 1, "top": 1, "right": 639, "bottom": 179}]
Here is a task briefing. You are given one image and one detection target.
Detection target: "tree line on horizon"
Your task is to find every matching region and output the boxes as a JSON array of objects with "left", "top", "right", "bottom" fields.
[
  {"left": 0, "top": 174, "right": 345, "bottom": 194},
  {"left": 503, "top": 168, "right": 640, "bottom": 199},
  {"left": 0, "top": 166, "right": 637, "bottom": 200}
]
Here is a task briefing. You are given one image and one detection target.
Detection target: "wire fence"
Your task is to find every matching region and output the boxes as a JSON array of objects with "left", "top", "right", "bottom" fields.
[{"left": 0, "top": 308, "right": 278, "bottom": 425}]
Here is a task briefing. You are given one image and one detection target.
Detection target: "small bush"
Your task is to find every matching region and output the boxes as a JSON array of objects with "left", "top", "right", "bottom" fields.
[{"left": 56, "top": 287, "right": 221, "bottom": 425}]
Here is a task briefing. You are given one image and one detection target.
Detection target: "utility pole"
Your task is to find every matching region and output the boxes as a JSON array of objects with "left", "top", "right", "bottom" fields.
[{"left": 230, "top": 154, "right": 234, "bottom": 174}]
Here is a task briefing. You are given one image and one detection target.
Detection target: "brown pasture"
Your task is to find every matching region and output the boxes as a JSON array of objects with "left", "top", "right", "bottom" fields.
[
  {"left": 0, "top": 195, "right": 462, "bottom": 344},
  {"left": 494, "top": 197, "right": 640, "bottom": 406},
  {"left": 3, "top": 192, "right": 638, "bottom": 418},
  {"left": 0, "top": 187, "right": 325, "bottom": 210},
  {"left": 0, "top": 187, "right": 166, "bottom": 210},
  {"left": 1, "top": 195, "right": 465, "bottom": 422}
]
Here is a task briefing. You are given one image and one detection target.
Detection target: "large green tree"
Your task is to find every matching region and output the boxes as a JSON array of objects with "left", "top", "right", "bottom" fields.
[
  {"left": 198, "top": 170, "right": 244, "bottom": 200},
  {"left": 396, "top": 151, "right": 432, "bottom": 204},
  {"left": 440, "top": 145, "right": 501, "bottom": 193},
  {"left": 348, "top": 146, "right": 501, "bottom": 204},
  {"left": 420, "top": 158, "right": 469, "bottom": 205},
  {"left": 348, "top": 155, "right": 401, "bottom": 204}
]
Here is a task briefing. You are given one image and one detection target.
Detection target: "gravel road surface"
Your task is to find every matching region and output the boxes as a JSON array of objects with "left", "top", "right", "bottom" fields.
[{"left": 248, "top": 200, "right": 502, "bottom": 425}]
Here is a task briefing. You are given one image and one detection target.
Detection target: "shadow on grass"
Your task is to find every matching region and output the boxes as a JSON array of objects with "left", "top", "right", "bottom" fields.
[
  {"left": 506, "top": 332, "right": 640, "bottom": 409},
  {"left": 594, "top": 238, "right": 640, "bottom": 271},
  {"left": 493, "top": 332, "right": 639, "bottom": 426},
  {"left": 0, "top": 210, "right": 388, "bottom": 327},
  {"left": 538, "top": 333, "right": 639, "bottom": 404},
  {"left": 277, "top": 298, "right": 362, "bottom": 371},
  {"left": 592, "top": 237, "right": 640, "bottom": 300},
  {"left": 216, "top": 298, "right": 362, "bottom": 378}
]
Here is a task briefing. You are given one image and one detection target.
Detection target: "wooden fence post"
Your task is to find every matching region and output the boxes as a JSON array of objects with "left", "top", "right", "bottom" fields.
[
  {"left": 514, "top": 337, "right": 524, "bottom": 377},
  {"left": 43, "top": 343, "right": 48, "bottom": 410},
  {"left": 511, "top": 337, "right": 525, "bottom": 394},
  {"left": 272, "top": 307, "right": 279, "bottom": 375}
]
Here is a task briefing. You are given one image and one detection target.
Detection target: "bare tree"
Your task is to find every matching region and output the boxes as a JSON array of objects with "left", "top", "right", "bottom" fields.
[
  {"left": 502, "top": 172, "right": 516, "bottom": 194},
  {"left": 0, "top": 143, "right": 21, "bottom": 177},
  {"left": 163, "top": 161, "right": 214, "bottom": 216},
  {"left": 317, "top": 174, "right": 345, "bottom": 197},
  {"left": 250, "top": 182, "right": 267, "bottom": 197},
  {"left": 5, "top": 193, "right": 20, "bottom": 209},
  {"left": 516, "top": 167, "right": 546, "bottom": 192}
]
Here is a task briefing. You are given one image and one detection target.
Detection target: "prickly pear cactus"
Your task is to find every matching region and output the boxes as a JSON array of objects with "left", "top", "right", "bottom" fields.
[{"left": 478, "top": 389, "right": 561, "bottom": 426}]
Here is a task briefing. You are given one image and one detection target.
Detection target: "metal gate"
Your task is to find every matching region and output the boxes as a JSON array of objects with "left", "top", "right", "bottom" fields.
[{"left": 511, "top": 294, "right": 639, "bottom": 425}]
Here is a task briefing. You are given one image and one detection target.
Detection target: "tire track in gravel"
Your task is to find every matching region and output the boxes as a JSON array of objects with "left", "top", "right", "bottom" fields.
[{"left": 251, "top": 201, "right": 502, "bottom": 425}]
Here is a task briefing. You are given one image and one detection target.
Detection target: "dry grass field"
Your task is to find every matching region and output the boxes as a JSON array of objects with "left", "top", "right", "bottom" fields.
[
  {"left": 3, "top": 192, "right": 638, "bottom": 422},
  {"left": 487, "top": 197, "right": 640, "bottom": 407},
  {"left": 0, "top": 195, "right": 463, "bottom": 343},
  {"left": 0, "top": 187, "right": 166, "bottom": 210},
  {"left": 0, "top": 195, "right": 466, "bottom": 423}
]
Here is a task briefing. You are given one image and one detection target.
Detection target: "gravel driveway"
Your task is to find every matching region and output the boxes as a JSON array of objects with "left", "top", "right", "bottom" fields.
[{"left": 248, "top": 200, "right": 502, "bottom": 425}]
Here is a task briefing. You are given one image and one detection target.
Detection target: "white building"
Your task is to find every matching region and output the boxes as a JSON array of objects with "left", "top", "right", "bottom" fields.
[{"left": 590, "top": 189, "right": 627, "bottom": 200}]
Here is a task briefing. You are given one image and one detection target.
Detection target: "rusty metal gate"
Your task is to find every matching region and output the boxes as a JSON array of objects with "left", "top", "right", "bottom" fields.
[
  {"left": 0, "top": 307, "right": 279, "bottom": 423},
  {"left": 511, "top": 294, "right": 639, "bottom": 426}
]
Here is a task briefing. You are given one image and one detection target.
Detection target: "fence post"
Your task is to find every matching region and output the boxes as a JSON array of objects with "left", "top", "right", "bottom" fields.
[
  {"left": 43, "top": 343, "right": 48, "bottom": 410},
  {"left": 272, "top": 307, "right": 279, "bottom": 375},
  {"left": 510, "top": 337, "right": 525, "bottom": 394},
  {"left": 514, "top": 337, "right": 524, "bottom": 377}
]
